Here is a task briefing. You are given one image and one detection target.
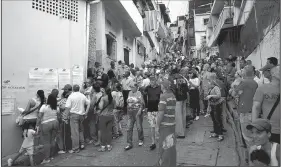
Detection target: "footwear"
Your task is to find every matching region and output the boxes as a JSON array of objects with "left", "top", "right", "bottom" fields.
[
  {"left": 94, "top": 142, "right": 101, "bottom": 147},
  {"left": 222, "top": 129, "right": 227, "bottom": 133},
  {"left": 124, "top": 145, "right": 133, "bottom": 151},
  {"left": 80, "top": 145, "right": 85, "bottom": 150},
  {"left": 210, "top": 130, "right": 215, "bottom": 133},
  {"left": 150, "top": 144, "right": 156, "bottom": 150},
  {"left": 138, "top": 140, "right": 144, "bottom": 146},
  {"left": 209, "top": 133, "right": 218, "bottom": 138},
  {"left": 177, "top": 136, "right": 185, "bottom": 139},
  {"left": 98, "top": 146, "right": 106, "bottom": 152},
  {"left": 69, "top": 149, "right": 80, "bottom": 153},
  {"left": 88, "top": 140, "right": 94, "bottom": 144},
  {"left": 204, "top": 114, "right": 210, "bottom": 118},
  {"left": 7, "top": 158, "right": 13, "bottom": 166},
  {"left": 41, "top": 159, "right": 50, "bottom": 164},
  {"left": 58, "top": 150, "right": 66, "bottom": 154},
  {"left": 217, "top": 135, "right": 224, "bottom": 141},
  {"left": 194, "top": 116, "right": 199, "bottom": 121},
  {"left": 107, "top": 145, "right": 112, "bottom": 151}
]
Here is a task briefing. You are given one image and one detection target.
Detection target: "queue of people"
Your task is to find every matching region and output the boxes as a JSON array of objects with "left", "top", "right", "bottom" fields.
[{"left": 8, "top": 53, "right": 279, "bottom": 166}]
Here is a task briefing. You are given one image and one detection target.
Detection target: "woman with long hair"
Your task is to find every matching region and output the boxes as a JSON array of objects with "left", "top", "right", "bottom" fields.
[
  {"left": 36, "top": 94, "right": 59, "bottom": 164},
  {"left": 21, "top": 90, "right": 45, "bottom": 127},
  {"left": 98, "top": 87, "right": 115, "bottom": 152}
]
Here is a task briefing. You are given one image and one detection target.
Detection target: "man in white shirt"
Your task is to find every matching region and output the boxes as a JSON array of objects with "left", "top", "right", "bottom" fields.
[
  {"left": 65, "top": 84, "right": 90, "bottom": 153},
  {"left": 121, "top": 71, "right": 134, "bottom": 114}
]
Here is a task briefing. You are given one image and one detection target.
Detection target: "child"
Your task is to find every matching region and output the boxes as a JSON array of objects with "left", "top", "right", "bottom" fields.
[
  {"left": 111, "top": 83, "right": 124, "bottom": 138},
  {"left": 8, "top": 123, "right": 37, "bottom": 166}
]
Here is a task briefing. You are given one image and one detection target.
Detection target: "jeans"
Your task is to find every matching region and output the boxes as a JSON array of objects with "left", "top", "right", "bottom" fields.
[
  {"left": 175, "top": 100, "right": 187, "bottom": 137},
  {"left": 56, "top": 120, "right": 72, "bottom": 151},
  {"left": 113, "top": 109, "right": 123, "bottom": 135},
  {"left": 88, "top": 113, "right": 99, "bottom": 142},
  {"left": 240, "top": 113, "right": 253, "bottom": 148},
  {"left": 127, "top": 110, "right": 144, "bottom": 146},
  {"left": 190, "top": 89, "right": 200, "bottom": 117},
  {"left": 70, "top": 113, "right": 85, "bottom": 150},
  {"left": 123, "top": 90, "right": 131, "bottom": 114},
  {"left": 41, "top": 120, "right": 59, "bottom": 160},
  {"left": 99, "top": 115, "right": 114, "bottom": 146},
  {"left": 210, "top": 103, "right": 223, "bottom": 135}
]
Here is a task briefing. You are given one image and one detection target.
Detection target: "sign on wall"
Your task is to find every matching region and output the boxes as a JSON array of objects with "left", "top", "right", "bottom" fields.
[
  {"left": 72, "top": 65, "right": 84, "bottom": 86},
  {"left": 58, "top": 68, "right": 71, "bottom": 90},
  {"left": 2, "top": 98, "right": 16, "bottom": 115}
]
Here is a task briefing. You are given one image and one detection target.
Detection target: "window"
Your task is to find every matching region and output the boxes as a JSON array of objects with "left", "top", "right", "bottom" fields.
[
  {"left": 203, "top": 18, "right": 209, "bottom": 25},
  {"left": 106, "top": 34, "right": 116, "bottom": 59}
]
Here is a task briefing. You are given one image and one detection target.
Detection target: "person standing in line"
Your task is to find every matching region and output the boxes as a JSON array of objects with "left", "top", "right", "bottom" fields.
[
  {"left": 112, "top": 83, "right": 124, "bottom": 138},
  {"left": 125, "top": 83, "right": 145, "bottom": 151},
  {"left": 108, "top": 61, "right": 117, "bottom": 77},
  {"left": 188, "top": 71, "right": 201, "bottom": 121},
  {"left": 155, "top": 79, "right": 177, "bottom": 166},
  {"left": 144, "top": 76, "right": 162, "bottom": 150},
  {"left": 65, "top": 85, "right": 90, "bottom": 153},
  {"left": 121, "top": 71, "right": 134, "bottom": 115},
  {"left": 96, "top": 68, "right": 109, "bottom": 89},
  {"left": 97, "top": 88, "right": 115, "bottom": 152}
]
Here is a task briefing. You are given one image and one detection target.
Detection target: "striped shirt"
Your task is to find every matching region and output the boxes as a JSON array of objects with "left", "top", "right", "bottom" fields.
[{"left": 158, "top": 92, "right": 177, "bottom": 128}]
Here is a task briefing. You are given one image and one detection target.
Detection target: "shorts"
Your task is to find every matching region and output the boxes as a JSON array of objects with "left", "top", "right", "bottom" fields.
[
  {"left": 147, "top": 100, "right": 159, "bottom": 112},
  {"left": 19, "top": 146, "right": 34, "bottom": 155},
  {"left": 147, "top": 112, "right": 158, "bottom": 128}
]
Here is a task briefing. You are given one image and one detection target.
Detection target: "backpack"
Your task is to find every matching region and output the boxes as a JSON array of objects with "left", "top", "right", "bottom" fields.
[{"left": 114, "top": 92, "right": 124, "bottom": 109}]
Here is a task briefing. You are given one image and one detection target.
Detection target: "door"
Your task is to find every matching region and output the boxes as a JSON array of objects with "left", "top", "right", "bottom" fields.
[{"left": 124, "top": 48, "right": 129, "bottom": 66}]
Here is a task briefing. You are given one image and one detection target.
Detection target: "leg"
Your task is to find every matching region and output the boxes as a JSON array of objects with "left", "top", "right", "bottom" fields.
[
  {"left": 29, "top": 155, "right": 34, "bottom": 166},
  {"left": 126, "top": 113, "right": 136, "bottom": 146},
  {"left": 136, "top": 112, "right": 144, "bottom": 142},
  {"left": 210, "top": 106, "right": 217, "bottom": 134},
  {"left": 195, "top": 89, "right": 200, "bottom": 117},
  {"left": 99, "top": 115, "right": 106, "bottom": 146},
  {"left": 105, "top": 116, "right": 114, "bottom": 145},
  {"left": 88, "top": 113, "right": 98, "bottom": 142},
  {"left": 182, "top": 100, "right": 187, "bottom": 132},
  {"left": 70, "top": 114, "right": 80, "bottom": 150},
  {"left": 56, "top": 121, "right": 65, "bottom": 151},
  {"left": 41, "top": 123, "right": 52, "bottom": 160},
  {"left": 175, "top": 101, "right": 184, "bottom": 137},
  {"left": 50, "top": 121, "right": 59, "bottom": 158},
  {"left": 239, "top": 113, "right": 253, "bottom": 148},
  {"left": 79, "top": 115, "right": 85, "bottom": 147},
  {"left": 9, "top": 150, "right": 25, "bottom": 165},
  {"left": 214, "top": 104, "right": 223, "bottom": 136},
  {"left": 113, "top": 110, "right": 119, "bottom": 137}
]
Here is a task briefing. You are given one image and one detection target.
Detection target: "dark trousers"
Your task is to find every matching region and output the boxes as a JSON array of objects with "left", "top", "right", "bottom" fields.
[
  {"left": 41, "top": 120, "right": 59, "bottom": 160},
  {"left": 57, "top": 120, "right": 72, "bottom": 151},
  {"left": 127, "top": 110, "right": 144, "bottom": 146},
  {"left": 99, "top": 115, "right": 114, "bottom": 146},
  {"left": 190, "top": 88, "right": 200, "bottom": 117},
  {"left": 123, "top": 90, "right": 131, "bottom": 115},
  {"left": 210, "top": 103, "right": 223, "bottom": 135},
  {"left": 271, "top": 133, "right": 280, "bottom": 144}
]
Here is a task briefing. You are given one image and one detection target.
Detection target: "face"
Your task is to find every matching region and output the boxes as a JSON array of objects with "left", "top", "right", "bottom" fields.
[
  {"left": 251, "top": 128, "right": 270, "bottom": 146},
  {"left": 100, "top": 88, "right": 106, "bottom": 96},
  {"left": 150, "top": 80, "right": 157, "bottom": 87},
  {"left": 131, "top": 85, "right": 138, "bottom": 92},
  {"left": 85, "top": 79, "right": 91, "bottom": 87}
]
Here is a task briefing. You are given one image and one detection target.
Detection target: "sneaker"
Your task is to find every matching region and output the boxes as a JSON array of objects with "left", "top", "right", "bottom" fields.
[
  {"left": 194, "top": 116, "right": 199, "bottom": 121},
  {"left": 209, "top": 133, "right": 218, "bottom": 138},
  {"left": 150, "top": 144, "right": 156, "bottom": 150},
  {"left": 98, "top": 146, "right": 106, "bottom": 152},
  {"left": 107, "top": 145, "right": 112, "bottom": 151},
  {"left": 217, "top": 135, "right": 224, "bottom": 142},
  {"left": 204, "top": 114, "right": 210, "bottom": 118},
  {"left": 94, "top": 142, "right": 101, "bottom": 147},
  {"left": 7, "top": 158, "right": 13, "bottom": 166},
  {"left": 41, "top": 159, "right": 50, "bottom": 164},
  {"left": 69, "top": 149, "right": 80, "bottom": 153},
  {"left": 81, "top": 145, "right": 85, "bottom": 150},
  {"left": 88, "top": 140, "right": 94, "bottom": 144},
  {"left": 138, "top": 141, "right": 144, "bottom": 146},
  {"left": 58, "top": 150, "right": 66, "bottom": 154},
  {"left": 222, "top": 129, "right": 227, "bottom": 133},
  {"left": 124, "top": 145, "right": 133, "bottom": 151}
]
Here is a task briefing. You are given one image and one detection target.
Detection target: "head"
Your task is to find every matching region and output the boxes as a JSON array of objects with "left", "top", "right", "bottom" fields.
[
  {"left": 131, "top": 69, "right": 136, "bottom": 76},
  {"left": 51, "top": 89, "right": 59, "bottom": 98},
  {"left": 150, "top": 76, "right": 157, "bottom": 87},
  {"left": 94, "top": 62, "right": 100, "bottom": 68},
  {"left": 107, "top": 70, "right": 116, "bottom": 80},
  {"left": 97, "top": 68, "right": 104, "bottom": 76},
  {"left": 92, "top": 82, "right": 101, "bottom": 93},
  {"left": 141, "top": 64, "right": 145, "bottom": 69},
  {"left": 207, "top": 73, "right": 217, "bottom": 87},
  {"left": 267, "top": 57, "right": 278, "bottom": 66},
  {"left": 240, "top": 59, "right": 247, "bottom": 69},
  {"left": 118, "top": 60, "right": 122, "bottom": 65},
  {"left": 124, "top": 71, "right": 130, "bottom": 78},
  {"left": 47, "top": 94, "right": 57, "bottom": 110},
  {"left": 246, "top": 60, "right": 252, "bottom": 66},
  {"left": 62, "top": 84, "right": 72, "bottom": 94},
  {"left": 130, "top": 83, "right": 138, "bottom": 93},
  {"left": 36, "top": 90, "right": 45, "bottom": 105},
  {"left": 115, "top": 83, "right": 122, "bottom": 92},
  {"left": 263, "top": 69, "right": 272, "bottom": 80},
  {"left": 73, "top": 84, "right": 80, "bottom": 92},
  {"left": 247, "top": 119, "right": 271, "bottom": 147},
  {"left": 130, "top": 63, "right": 135, "bottom": 69},
  {"left": 190, "top": 71, "right": 198, "bottom": 79},
  {"left": 110, "top": 61, "right": 115, "bottom": 68},
  {"left": 84, "top": 78, "right": 92, "bottom": 88},
  {"left": 242, "top": 65, "right": 255, "bottom": 78}
]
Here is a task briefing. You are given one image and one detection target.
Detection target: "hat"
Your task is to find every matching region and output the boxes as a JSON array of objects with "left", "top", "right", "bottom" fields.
[
  {"left": 246, "top": 119, "right": 271, "bottom": 132},
  {"left": 270, "top": 66, "right": 280, "bottom": 80},
  {"left": 62, "top": 84, "right": 72, "bottom": 90}
]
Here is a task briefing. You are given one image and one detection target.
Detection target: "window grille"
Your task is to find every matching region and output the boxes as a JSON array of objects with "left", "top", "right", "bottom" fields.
[{"left": 32, "top": 0, "right": 78, "bottom": 22}]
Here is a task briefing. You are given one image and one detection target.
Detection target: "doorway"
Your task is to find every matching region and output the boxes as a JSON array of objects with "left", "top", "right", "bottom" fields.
[{"left": 124, "top": 48, "right": 129, "bottom": 66}]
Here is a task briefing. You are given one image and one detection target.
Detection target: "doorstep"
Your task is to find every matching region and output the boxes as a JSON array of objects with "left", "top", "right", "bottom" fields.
[{"left": 1, "top": 145, "right": 44, "bottom": 166}]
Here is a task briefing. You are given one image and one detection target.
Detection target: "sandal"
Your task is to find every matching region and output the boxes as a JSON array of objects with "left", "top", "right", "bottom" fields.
[{"left": 209, "top": 133, "right": 218, "bottom": 138}]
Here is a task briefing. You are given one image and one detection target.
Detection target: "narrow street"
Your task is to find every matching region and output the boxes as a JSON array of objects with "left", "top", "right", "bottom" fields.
[{"left": 38, "top": 113, "right": 239, "bottom": 166}]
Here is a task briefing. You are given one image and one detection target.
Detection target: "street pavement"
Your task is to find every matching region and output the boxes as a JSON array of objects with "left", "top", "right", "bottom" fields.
[{"left": 38, "top": 113, "right": 240, "bottom": 166}]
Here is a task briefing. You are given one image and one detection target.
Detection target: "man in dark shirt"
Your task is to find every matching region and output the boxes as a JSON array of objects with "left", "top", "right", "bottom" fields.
[
  {"left": 144, "top": 76, "right": 162, "bottom": 150},
  {"left": 96, "top": 68, "right": 109, "bottom": 88}
]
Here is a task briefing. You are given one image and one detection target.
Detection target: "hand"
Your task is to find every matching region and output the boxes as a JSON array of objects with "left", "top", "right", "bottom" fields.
[
  {"left": 206, "top": 95, "right": 212, "bottom": 100},
  {"left": 84, "top": 114, "right": 88, "bottom": 119},
  {"left": 249, "top": 145, "right": 260, "bottom": 154},
  {"left": 36, "top": 126, "right": 40, "bottom": 134}
]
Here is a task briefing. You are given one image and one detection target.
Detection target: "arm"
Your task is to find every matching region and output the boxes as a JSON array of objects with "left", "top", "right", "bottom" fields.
[
  {"left": 36, "top": 105, "right": 45, "bottom": 130},
  {"left": 233, "top": 81, "right": 245, "bottom": 97},
  {"left": 84, "top": 98, "right": 91, "bottom": 116},
  {"left": 209, "top": 86, "right": 221, "bottom": 99},
  {"left": 98, "top": 97, "right": 104, "bottom": 111},
  {"left": 64, "top": 97, "right": 72, "bottom": 120},
  {"left": 155, "top": 96, "right": 167, "bottom": 131},
  {"left": 251, "top": 87, "right": 264, "bottom": 121},
  {"left": 22, "top": 99, "right": 36, "bottom": 116}
]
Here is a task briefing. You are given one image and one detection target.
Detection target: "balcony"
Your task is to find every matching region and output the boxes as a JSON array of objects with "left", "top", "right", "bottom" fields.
[{"left": 207, "top": 6, "right": 234, "bottom": 47}]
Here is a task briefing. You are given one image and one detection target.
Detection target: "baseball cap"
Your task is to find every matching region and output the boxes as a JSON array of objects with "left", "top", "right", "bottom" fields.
[
  {"left": 246, "top": 119, "right": 271, "bottom": 132},
  {"left": 270, "top": 66, "right": 280, "bottom": 80},
  {"left": 62, "top": 84, "right": 72, "bottom": 90}
]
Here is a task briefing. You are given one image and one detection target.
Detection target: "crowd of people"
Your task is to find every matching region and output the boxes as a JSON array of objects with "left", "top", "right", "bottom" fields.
[{"left": 8, "top": 52, "right": 280, "bottom": 166}]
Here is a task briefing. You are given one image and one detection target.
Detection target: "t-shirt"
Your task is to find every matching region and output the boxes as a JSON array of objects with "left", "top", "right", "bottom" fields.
[
  {"left": 21, "top": 129, "right": 36, "bottom": 149},
  {"left": 39, "top": 104, "right": 58, "bottom": 124},
  {"left": 142, "top": 78, "right": 150, "bottom": 87},
  {"left": 145, "top": 85, "right": 162, "bottom": 102},
  {"left": 158, "top": 92, "right": 177, "bottom": 128},
  {"left": 127, "top": 91, "right": 143, "bottom": 112},
  {"left": 235, "top": 78, "right": 258, "bottom": 113},
  {"left": 253, "top": 83, "right": 280, "bottom": 134},
  {"left": 65, "top": 92, "right": 90, "bottom": 115}
]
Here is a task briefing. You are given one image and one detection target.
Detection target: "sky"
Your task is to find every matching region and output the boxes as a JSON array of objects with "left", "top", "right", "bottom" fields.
[{"left": 162, "top": 0, "right": 189, "bottom": 23}]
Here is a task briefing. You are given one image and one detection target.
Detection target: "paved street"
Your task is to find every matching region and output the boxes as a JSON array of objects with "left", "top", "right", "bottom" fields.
[{"left": 38, "top": 113, "right": 239, "bottom": 166}]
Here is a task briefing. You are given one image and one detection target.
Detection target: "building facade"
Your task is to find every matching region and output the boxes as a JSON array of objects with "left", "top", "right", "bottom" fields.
[{"left": 207, "top": 0, "right": 280, "bottom": 69}]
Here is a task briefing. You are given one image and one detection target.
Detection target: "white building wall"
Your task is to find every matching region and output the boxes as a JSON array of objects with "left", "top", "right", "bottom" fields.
[
  {"left": 2, "top": 0, "right": 87, "bottom": 156},
  {"left": 246, "top": 22, "right": 280, "bottom": 69},
  {"left": 194, "top": 14, "right": 209, "bottom": 49}
]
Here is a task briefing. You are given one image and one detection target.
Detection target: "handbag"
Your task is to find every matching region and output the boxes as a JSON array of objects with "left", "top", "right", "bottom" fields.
[
  {"left": 266, "top": 94, "right": 280, "bottom": 120},
  {"left": 16, "top": 105, "right": 41, "bottom": 126}
]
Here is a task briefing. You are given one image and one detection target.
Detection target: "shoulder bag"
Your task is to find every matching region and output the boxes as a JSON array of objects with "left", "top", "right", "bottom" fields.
[{"left": 267, "top": 94, "right": 280, "bottom": 120}]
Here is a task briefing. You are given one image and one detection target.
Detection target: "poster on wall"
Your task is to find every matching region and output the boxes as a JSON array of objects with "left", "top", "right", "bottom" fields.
[
  {"left": 72, "top": 66, "right": 84, "bottom": 86},
  {"left": 28, "top": 68, "right": 58, "bottom": 94},
  {"left": 58, "top": 68, "right": 71, "bottom": 89},
  {"left": 2, "top": 98, "right": 16, "bottom": 115}
]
